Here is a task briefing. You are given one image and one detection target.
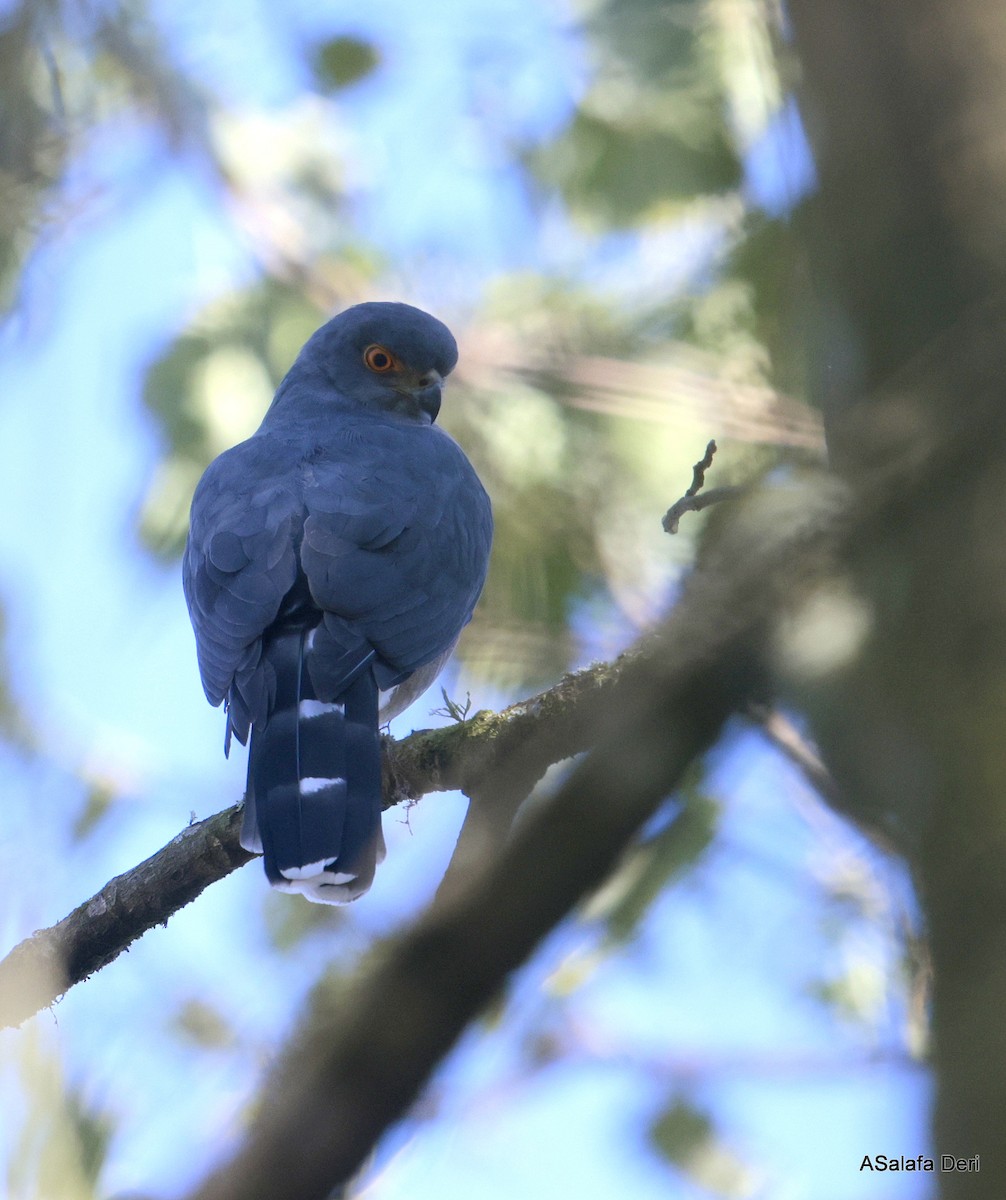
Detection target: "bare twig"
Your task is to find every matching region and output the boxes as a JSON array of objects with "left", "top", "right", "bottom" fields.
[
  {"left": 662, "top": 485, "right": 741, "bottom": 534},
  {"left": 688, "top": 439, "right": 718, "bottom": 496},
  {"left": 662, "top": 440, "right": 742, "bottom": 533}
]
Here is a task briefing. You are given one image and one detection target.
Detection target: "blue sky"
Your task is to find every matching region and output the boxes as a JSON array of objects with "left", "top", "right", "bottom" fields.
[{"left": 0, "top": 2, "right": 927, "bottom": 1198}]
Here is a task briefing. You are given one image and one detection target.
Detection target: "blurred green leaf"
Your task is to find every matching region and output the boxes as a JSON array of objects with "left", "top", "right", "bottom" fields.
[
  {"left": 527, "top": 0, "right": 741, "bottom": 227},
  {"left": 807, "top": 922, "right": 890, "bottom": 1033},
  {"left": 650, "top": 1095, "right": 758, "bottom": 1198},
  {"left": 63, "top": 1088, "right": 113, "bottom": 1191},
  {"left": 591, "top": 0, "right": 708, "bottom": 79},
  {"left": 809, "top": 968, "right": 885, "bottom": 1028},
  {"left": 729, "top": 212, "right": 815, "bottom": 399},
  {"left": 0, "top": 600, "right": 36, "bottom": 750},
  {"left": 171, "top": 998, "right": 238, "bottom": 1050},
  {"left": 596, "top": 788, "right": 719, "bottom": 942},
  {"left": 312, "top": 35, "right": 380, "bottom": 91},
  {"left": 651, "top": 1095, "right": 712, "bottom": 1162},
  {"left": 531, "top": 109, "right": 740, "bottom": 227},
  {"left": 142, "top": 332, "right": 217, "bottom": 463},
  {"left": 71, "top": 779, "right": 117, "bottom": 841},
  {"left": 263, "top": 887, "right": 347, "bottom": 951},
  {"left": 138, "top": 281, "right": 327, "bottom": 557},
  {"left": 9, "top": 1029, "right": 113, "bottom": 1199},
  {"left": 0, "top": 7, "right": 67, "bottom": 308}
]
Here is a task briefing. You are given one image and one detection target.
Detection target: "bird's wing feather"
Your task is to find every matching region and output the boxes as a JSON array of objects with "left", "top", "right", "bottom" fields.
[
  {"left": 300, "top": 423, "right": 492, "bottom": 688},
  {"left": 184, "top": 421, "right": 491, "bottom": 729},
  {"left": 182, "top": 439, "right": 301, "bottom": 715}
]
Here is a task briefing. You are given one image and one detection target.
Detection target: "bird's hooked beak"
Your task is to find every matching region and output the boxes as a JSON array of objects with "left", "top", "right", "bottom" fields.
[{"left": 401, "top": 369, "right": 443, "bottom": 424}]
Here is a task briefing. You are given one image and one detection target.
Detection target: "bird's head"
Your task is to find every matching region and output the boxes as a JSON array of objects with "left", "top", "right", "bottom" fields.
[{"left": 287, "top": 301, "right": 459, "bottom": 425}]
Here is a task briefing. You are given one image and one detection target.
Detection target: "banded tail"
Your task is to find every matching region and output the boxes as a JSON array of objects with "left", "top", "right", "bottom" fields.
[{"left": 240, "top": 629, "right": 386, "bottom": 903}]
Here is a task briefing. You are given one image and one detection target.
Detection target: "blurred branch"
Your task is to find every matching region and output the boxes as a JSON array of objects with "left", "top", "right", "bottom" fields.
[
  {"left": 183, "top": 476, "right": 847, "bottom": 1200},
  {"left": 0, "top": 807, "right": 253, "bottom": 1030},
  {"left": 0, "top": 472, "right": 850, "bottom": 1039},
  {"left": 461, "top": 331, "right": 826, "bottom": 450},
  {"left": 745, "top": 703, "right": 900, "bottom": 856},
  {"left": 787, "top": 2, "right": 1006, "bottom": 1193},
  {"left": 747, "top": 704, "right": 841, "bottom": 808},
  {"left": 431, "top": 733, "right": 547, "bottom": 909}
]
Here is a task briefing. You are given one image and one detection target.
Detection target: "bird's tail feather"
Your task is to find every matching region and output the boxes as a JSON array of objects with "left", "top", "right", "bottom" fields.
[{"left": 240, "top": 629, "right": 385, "bottom": 904}]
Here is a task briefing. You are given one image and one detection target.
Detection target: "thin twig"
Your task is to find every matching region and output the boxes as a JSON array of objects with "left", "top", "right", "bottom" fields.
[
  {"left": 687, "top": 439, "right": 718, "bottom": 497},
  {"left": 662, "top": 440, "right": 741, "bottom": 533},
  {"left": 662, "top": 485, "right": 742, "bottom": 534}
]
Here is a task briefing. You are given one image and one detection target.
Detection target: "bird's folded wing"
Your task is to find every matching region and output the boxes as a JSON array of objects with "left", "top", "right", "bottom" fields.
[
  {"left": 300, "top": 426, "right": 493, "bottom": 684},
  {"left": 182, "top": 441, "right": 301, "bottom": 714},
  {"left": 183, "top": 424, "right": 492, "bottom": 732}
]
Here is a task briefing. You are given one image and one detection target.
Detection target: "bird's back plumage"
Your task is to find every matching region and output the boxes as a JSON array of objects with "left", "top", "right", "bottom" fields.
[{"left": 183, "top": 303, "right": 492, "bottom": 902}]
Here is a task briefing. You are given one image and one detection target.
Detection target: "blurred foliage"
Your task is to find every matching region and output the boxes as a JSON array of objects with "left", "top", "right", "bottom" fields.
[
  {"left": 528, "top": 0, "right": 741, "bottom": 226},
  {"left": 312, "top": 35, "right": 381, "bottom": 91},
  {"left": 139, "top": 280, "right": 328, "bottom": 557},
  {"left": 809, "top": 953, "right": 887, "bottom": 1029},
  {"left": 803, "top": 846, "right": 919, "bottom": 1044},
  {"left": 649, "top": 1094, "right": 757, "bottom": 1198},
  {"left": 590, "top": 783, "right": 719, "bottom": 943},
  {"left": 0, "top": 0, "right": 212, "bottom": 309},
  {"left": 0, "top": 7, "right": 66, "bottom": 311},
  {"left": 728, "top": 211, "right": 813, "bottom": 402},
  {"left": 0, "top": 0, "right": 914, "bottom": 1194},
  {"left": 7, "top": 1029, "right": 111, "bottom": 1200},
  {"left": 171, "top": 998, "right": 239, "bottom": 1050}
]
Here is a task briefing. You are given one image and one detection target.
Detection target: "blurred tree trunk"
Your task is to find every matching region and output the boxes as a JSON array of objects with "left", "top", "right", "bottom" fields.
[{"left": 787, "top": 2, "right": 1006, "bottom": 1194}]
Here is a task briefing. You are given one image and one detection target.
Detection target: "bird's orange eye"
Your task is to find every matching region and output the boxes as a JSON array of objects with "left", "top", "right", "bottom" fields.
[{"left": 364, "top": 344, "right": 397, "bottom": 373}]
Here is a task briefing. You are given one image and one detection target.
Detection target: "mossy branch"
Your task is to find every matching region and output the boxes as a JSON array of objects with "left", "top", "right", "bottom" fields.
[{"left": 0, "top": 653, "right": 626, "bottom": 1030}]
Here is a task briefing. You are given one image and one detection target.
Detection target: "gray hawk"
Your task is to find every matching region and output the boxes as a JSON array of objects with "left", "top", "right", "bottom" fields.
[{"left": 183, "top": 302, "right": 493, "bottom": 902}]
